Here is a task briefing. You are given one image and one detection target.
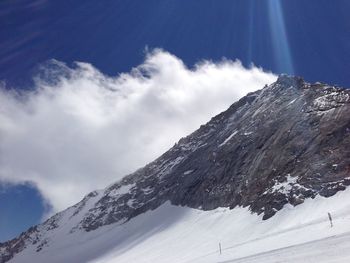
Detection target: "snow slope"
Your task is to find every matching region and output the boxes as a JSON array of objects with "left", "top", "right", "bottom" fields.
[
  {"left": 10, "top": 187, "right": 350, "bottom": 263},
  {"left": 225, "top": 233, "right": 350, "bottom": 263}
]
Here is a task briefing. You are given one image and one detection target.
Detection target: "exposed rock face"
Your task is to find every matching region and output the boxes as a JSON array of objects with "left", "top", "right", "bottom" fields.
[{"left": 1, "top": 75, "right": 350, "bottom": 262}]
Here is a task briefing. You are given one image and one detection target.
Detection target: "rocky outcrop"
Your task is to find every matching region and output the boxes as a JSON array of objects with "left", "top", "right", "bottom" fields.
[{"left": 1, "top": 75, "right": 350, "bottom": 262}]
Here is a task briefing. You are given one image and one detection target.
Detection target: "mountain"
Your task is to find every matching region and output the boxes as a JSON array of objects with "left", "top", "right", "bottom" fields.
[{"left": 1, "top": 75, "right": 350, "bottom": 263}]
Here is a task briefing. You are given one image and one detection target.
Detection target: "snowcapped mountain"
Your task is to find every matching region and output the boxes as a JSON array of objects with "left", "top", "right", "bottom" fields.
[{"left": 1, "top": 75, "right": 350, "bottom": 263}]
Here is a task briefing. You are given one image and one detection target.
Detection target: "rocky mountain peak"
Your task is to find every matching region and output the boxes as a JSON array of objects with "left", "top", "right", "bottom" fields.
[
  {"left": 1, "top": 76, "right": 350, "bottom": 262},
  {"left": 275, "top": 74, "right": 304, "bottom": 87}
]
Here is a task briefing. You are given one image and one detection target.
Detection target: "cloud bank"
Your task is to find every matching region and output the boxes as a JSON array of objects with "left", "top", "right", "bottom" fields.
[{"left": 0, "top": 49, "right": 276, "bottom": 214}]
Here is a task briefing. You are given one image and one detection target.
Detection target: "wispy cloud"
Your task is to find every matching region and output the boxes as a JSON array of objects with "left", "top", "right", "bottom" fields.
[{"left": 0, "top": 49, "right": 276, "bottom": 214}]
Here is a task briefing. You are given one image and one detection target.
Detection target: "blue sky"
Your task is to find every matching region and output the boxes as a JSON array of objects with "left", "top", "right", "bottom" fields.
[
  {"left": 0, "top": 0, "right": 349, "bottom": 241},
  {"left": 0, "top": 183, "right": 47, "bottom": 242}
]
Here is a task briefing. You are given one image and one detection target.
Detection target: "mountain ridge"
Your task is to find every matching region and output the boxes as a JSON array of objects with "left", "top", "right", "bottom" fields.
[{"left": 1, "top": 75, "right": 350, "bottom": 263}]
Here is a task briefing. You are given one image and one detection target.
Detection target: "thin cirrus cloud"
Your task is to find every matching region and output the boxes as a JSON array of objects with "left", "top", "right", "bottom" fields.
[{"left": 0, "top": 49, "right": 276, "bottom": 215}]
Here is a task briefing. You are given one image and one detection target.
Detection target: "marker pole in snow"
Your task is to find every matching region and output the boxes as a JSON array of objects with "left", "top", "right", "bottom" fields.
[
  {"left": 328, "top": 212, "right": 333, "bottom": 227},
  {"left": 219, "top": 243, "right": 222, "bottom": 255}
]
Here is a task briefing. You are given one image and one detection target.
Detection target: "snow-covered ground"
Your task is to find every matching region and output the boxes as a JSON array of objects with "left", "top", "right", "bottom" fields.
[
  {"left": 225, "top": 233, "right": 350, "bottom": 263},
  {"left": 11, "top": 188, "right": 350, "bottom": 263}
]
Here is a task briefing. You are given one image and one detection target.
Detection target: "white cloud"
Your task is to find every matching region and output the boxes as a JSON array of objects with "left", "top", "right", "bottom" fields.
[{"left": 0, "top": 49, "right": 276, "bottom": 214}]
